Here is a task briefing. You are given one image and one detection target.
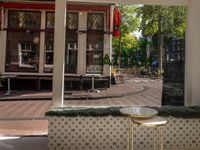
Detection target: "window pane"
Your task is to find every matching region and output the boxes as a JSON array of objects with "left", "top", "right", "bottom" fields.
[
  {"left": 65, "top": 41, "right": 77, "bottom": 73},
  {"left": 86, "top": 32, "right": 103, "bottom": 74},
  {"left": 46, "top": 12, "right": 54, "bottom": 29},
  {"left": 67, "top": 13, "right": 78, "bottom": 30},
  {"left": 8, "top": 11, "right": 41, "bottom": 29},
  {"left": 44, "top": 12, "right": 78, "bottom": 73},
  {"left": 45, "top": 52, "right": 54, "bottom": 65},
  {"left": 44, "top": 32, "right": 54, "bottom": 73},
  {"left": 46, "top": 12, "right": 78, "bottom": 30},
  {"left": 88, "top": 13, "right": 104, "bottom": 31},
  {"left": 162, "top": 39, "right": 185, "bottom": 106}
]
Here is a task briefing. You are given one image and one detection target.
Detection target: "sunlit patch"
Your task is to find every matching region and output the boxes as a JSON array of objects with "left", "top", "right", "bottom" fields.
[{"left": 0, "top": 137, "right": 20, "bottom": 141}]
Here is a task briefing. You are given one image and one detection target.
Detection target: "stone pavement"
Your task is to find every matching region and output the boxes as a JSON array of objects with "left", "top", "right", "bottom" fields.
[{"left": 0, "top": 77, "right": 162, "bottom": 136}]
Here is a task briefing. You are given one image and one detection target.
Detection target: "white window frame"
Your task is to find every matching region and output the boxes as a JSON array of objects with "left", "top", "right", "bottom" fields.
[
  {"left": 18, "top": 42, "right": 36, "bottom": 68},
  {"left": 86, "top": 12, "right": 105, "bottom": 74},
  {"left": 44, "top": 43, "right": 54, "bottom": 68}
]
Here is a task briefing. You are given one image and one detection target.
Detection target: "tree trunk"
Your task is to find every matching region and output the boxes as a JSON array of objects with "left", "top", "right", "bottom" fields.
[
  {"left": 157, "top": 14, "right": 163, "bottom": 75},
  {"left": 146, "top": 36, "right": 152, "bottom": 74},
  {"left": 118, "top": 29, "right": 122, "bottom": 68}
]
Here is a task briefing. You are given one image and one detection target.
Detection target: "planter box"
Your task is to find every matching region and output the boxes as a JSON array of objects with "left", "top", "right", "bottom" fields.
[{"left": 46, "top": 107, "right": 200, "bottom": 150}]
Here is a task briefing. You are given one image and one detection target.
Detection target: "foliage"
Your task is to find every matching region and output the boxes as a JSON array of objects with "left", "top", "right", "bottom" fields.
[
  {"left": 46, "top": 106, "right": 200, "bottom": 119},
  {"left": 137, "top": 5, "right": 186, "bottom": 38},
  {"left": 136, "top": 5, "right": 186, "bottom": 71},
  {"left": 113, "top": 34, "right": 138, "bottom": 54},
  {"left": 112, "top": 4, "right": 140, "bottom": 66},
  {"left": 119, "top": 4, "right": 140, "bottom": 35},
  {"left": 103, "top": 54, "right": 111, "bottom": 65}
]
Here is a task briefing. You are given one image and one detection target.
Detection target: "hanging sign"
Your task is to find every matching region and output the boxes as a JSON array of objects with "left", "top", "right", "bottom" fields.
[{"left": 113, "top": 7, "right": 120, "bottom": 37}]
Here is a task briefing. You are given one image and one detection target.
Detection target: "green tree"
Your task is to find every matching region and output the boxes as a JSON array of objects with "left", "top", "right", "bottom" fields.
[
  {"left": 137, "top": 5, "right": 186, "bottom": 72},
  {"left": 113, "top": 4, "right": 140, "bottom": 67},
  {"left": 113, "top": 34, "right": 138, "bottom": 66}
]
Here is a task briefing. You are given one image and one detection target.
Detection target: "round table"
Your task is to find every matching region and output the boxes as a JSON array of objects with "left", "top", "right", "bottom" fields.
[{"left": 120, "top": 106, "right": 167, "bottom": 150}]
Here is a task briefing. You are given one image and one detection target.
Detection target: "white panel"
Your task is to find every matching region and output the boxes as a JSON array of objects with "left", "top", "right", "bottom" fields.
[
  {"left": 0, "top": 9, "right": 7, "bottom": 74},
  {"left": 0, "top": 32, "right": 3, "bottom": 74},
  {"left": 103, "top": 34, "right": 112, "bottom": 77},
  {"left": 78, "top": 12, "right": 87, "bottom": 31},
  {"left": 185, "top": 0, "right": 200, "bottom": 106},
  {"left": 77, "top": 12, "right": 87, "bottom": 75},
  {"left": 77, "top": 34, "right": 87, "bottom": 75}
]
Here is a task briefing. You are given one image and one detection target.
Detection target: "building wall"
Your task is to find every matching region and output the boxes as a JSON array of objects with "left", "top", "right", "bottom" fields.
[{"left": 0, "top": 2, "right": 112, "bottom": 78}]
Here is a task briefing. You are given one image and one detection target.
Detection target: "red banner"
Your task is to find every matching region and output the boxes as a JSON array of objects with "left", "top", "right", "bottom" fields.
[{"left": 113, "top": 7, "right": 121, "bottom": 37}]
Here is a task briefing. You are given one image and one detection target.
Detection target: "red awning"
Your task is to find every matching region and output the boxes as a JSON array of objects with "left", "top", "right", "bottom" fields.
[{"left": 0, "top": 2, "right": 55, "bottom": 10}]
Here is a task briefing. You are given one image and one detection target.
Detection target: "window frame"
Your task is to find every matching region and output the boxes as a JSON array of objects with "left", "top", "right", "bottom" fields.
[
  {"left": 18, "top": 42, "right": 38, "bottom": 68},
  {"left": 86, "top": 12, "right": 105, "bottom": 74}
]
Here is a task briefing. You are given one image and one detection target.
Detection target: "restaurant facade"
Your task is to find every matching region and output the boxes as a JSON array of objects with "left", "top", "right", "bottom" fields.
[{"left": 0, "top": 1, "right": 115, "bottom": 89}]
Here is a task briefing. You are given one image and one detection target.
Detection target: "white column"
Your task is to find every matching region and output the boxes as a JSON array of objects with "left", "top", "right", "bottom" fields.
[
  {"left": 0, "top": 8, "right": 7, "bottom": 74},
  {"left": 52, "top": 0, "right": 66, "bottom": 107},
  {"left": 103, "top": 34, "right": 112, "bottom": 77},
  {"left": 77, "top": 12, "right": 87, "bottom": 75},
  {"left": 103, "top": 6, "right": 114, "bottom": 77},
  {"left": 39, "top": 11, "right": 46, "bottom": 74},
  {"left": 0, "top": 7, "right": 3, "bottom": 74},
  {"left": 185, "top": 0, "right": 200, "bottom": 106}
]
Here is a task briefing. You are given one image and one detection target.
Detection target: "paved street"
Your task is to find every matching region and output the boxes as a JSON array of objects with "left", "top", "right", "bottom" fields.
[
  {"left": 0, "top": 136, "right": 47, "bottom": 150},
  {"left": 0, "top": 77, "right": 162, "bottom": 136}
]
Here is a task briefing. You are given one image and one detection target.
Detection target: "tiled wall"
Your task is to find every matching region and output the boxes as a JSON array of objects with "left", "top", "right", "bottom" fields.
[{"left": 48, "top": 116, "right": 200, "bottom": 150}]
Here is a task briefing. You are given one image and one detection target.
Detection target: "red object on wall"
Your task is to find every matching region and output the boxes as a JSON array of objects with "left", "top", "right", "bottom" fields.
[
  {"left": 113, "top": 7, "right": 120, "bottom": 37},
  {"left": 0, "top": 2, "right": 55, "bottom": 10},
  {"left": 0, "top": 8, "right": 1, "bottom": 28}
]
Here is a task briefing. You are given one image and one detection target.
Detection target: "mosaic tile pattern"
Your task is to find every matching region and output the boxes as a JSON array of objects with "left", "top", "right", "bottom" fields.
[
  {"left": 163, "top": 117, "right": 200, "bottom": 150},
  {"left": 48, "top": 117, "right": 200, "bottom": 150},
  {"left": 48, "top": 117, "right": 129, "bottom": 150}
]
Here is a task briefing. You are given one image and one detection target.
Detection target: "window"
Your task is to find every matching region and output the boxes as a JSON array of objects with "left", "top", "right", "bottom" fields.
[
  {"left": 65, "top": 12, "right": 78, "bottom": 74},
  {"left": 44, "top": 12, "right": 78, "bottom": 73},
  {"left": 67, "top": 13, "right": 78, "bottom": 30},
  {"left": 5, "top": 10, "right": 41, "bottom": 73},
  {"left": 88, "top": 13, "right": 104, "bottom": 31},
  {"left": 65, "top": 41, "right": 77, "bottom": 73},
  {"left": 44, "top": 12, "right": 54, "bottom": 73},
  {"left": 19, "top": 42, "right": 38, "bottom": 68},
  {"left": 46, "top": 12, "right": 54, "bottom": 29},
  {"left": 86, "top": 13, "right": 104, "bottom": 74},
  {"left": 45, "top": 43, "right": 54, "bottom": 66},
  {"left": 8, "top": 10, "right": 41, "bottom": 29}
]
